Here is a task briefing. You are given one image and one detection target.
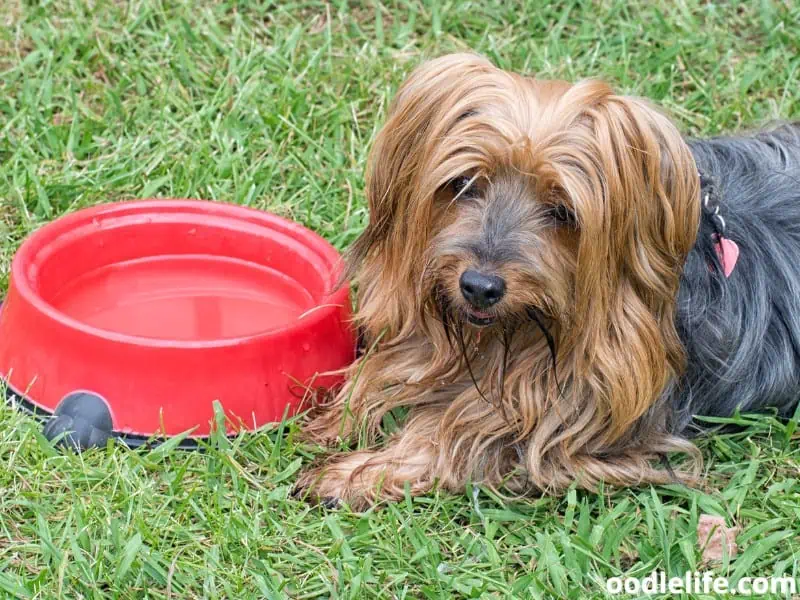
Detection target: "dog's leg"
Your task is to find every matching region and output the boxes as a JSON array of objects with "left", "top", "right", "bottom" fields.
[
  {"left": 303, "top": 342, "right": 436, "bottom": 446},
  {"left": 300, "top": 390, "right": 356, "bottom": 445},
  {"left": 295, "top": 419, "right": 439, "bottom": 510}
]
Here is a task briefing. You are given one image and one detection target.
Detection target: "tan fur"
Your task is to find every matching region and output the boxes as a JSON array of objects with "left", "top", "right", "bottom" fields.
[{"left": 296, "top": 53, "right": 703, "bottom": 510}]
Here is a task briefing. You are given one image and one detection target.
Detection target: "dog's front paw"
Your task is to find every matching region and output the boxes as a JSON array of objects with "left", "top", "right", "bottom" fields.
[
  {"left": 294, "top": 437, "right": 437, "bottom": 511},
  {"left": 321, "top": 496, "right": 343, "bottom": 510},
  {"left": 293, "top": 454, "right": 383, "bottom": 512},
  {"left": 292, "top": 464, "right": 353, "bottom": 509},
  {"left": 291, "top": 479, "right": 342, "bottom": 509}
]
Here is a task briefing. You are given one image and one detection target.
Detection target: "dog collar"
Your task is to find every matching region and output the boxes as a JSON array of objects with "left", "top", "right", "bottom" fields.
[{"left": 699, "top": 170, "right": 738, "bottom": 277}]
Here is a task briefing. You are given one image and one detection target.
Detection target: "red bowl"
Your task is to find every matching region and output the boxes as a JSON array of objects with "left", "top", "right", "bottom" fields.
[{"left": 0, "top": 200, "right": 355, "bottom": 442}]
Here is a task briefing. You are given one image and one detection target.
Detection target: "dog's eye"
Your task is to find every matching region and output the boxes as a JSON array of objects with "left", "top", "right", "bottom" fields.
[
  {"left": 546, "top": 204, "right": 577, "bottom": 227},
  {"left": 449, "top": 175, "right": 475, "bottom": 198}
]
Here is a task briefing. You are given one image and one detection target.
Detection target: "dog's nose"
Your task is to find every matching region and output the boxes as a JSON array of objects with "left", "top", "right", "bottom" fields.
[{"left": 459, "top": 270, "right": 506, "bottom": 309}]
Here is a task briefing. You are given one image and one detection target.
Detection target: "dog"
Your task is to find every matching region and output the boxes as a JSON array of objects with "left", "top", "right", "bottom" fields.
[{"left": 296, "top": 53, "right": 800, "bottom": 510}]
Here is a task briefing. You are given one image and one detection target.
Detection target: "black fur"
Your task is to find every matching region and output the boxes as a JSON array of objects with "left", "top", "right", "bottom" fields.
[{"left": 672, "top": 123, "right": 800, "bottom": 434}]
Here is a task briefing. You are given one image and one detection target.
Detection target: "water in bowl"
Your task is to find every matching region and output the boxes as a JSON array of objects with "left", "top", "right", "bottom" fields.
[{"left": 51, "top": 255, "right": 314, "bottom": 341}]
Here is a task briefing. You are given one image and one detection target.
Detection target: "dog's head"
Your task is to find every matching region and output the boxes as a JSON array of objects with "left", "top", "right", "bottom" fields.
[{"left": 350, "top": 54, "right": 701, "bottom": 441}]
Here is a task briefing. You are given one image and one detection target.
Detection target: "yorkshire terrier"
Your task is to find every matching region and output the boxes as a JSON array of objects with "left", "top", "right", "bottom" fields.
[{"left": 296, "top": 53, "right": 800, "bottom": 510}]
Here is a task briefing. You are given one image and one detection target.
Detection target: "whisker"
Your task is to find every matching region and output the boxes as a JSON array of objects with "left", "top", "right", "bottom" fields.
[
  {"left": 526, "top": 307, "right": 564, "bottom": 398},
  {"left": 455, "top": 319, "right": 493, "bottom": 407},
  {"left": 497, "top": 324, "right": 514, "bottom": 425},
  {"left": 456, "top": 317, "right": 520, "bottom": 434}
]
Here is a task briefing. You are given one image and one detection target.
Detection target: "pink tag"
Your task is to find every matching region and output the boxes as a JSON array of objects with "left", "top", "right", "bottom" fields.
[{"left": 713, "top": 236, "right": 739, "bottom": 277}]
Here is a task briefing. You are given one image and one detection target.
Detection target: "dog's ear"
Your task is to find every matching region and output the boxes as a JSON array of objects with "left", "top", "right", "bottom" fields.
[
  {"left": 555, "top": 83, "right": 700, "bottom": 442},
  {"left": 345, "top": 53, "right": 493, "bottom": 280},
  {"left": 345, "top": 54, "right": 495, "bottom": 338}
]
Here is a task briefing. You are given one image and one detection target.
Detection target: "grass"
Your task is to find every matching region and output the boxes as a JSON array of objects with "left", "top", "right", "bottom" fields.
[{"left": 1, "top": 0, "right": 799, "bottom": 598}]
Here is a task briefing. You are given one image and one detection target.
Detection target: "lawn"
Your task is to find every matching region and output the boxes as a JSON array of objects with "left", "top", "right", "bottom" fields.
[{"left": 1, "top": 0, "right": 799, "bottom": 598}]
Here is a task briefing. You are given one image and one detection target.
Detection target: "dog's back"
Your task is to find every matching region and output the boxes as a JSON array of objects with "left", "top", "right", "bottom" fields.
[{"left": 674, "top": 123, "right": 800, "bottom": 432}]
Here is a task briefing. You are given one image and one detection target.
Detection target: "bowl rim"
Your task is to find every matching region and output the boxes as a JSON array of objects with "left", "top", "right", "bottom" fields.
[{"left": 10, "top": 199, "right": 351, "bottom": 350}]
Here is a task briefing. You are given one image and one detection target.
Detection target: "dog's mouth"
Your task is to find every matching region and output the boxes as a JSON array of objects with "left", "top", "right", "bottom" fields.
[{"left": 462, "top": 306, "right": 497, "bottom": 327}]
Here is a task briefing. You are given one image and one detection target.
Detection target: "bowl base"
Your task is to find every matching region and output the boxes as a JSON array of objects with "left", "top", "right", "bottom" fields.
[{"left": 4, "top": 382, "right": 206, "bottom": 450}]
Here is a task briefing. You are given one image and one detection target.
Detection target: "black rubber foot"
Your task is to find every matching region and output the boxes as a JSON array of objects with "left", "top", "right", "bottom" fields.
[{"left": 42, "top": 392, "right": 114, "bottom": 451}]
